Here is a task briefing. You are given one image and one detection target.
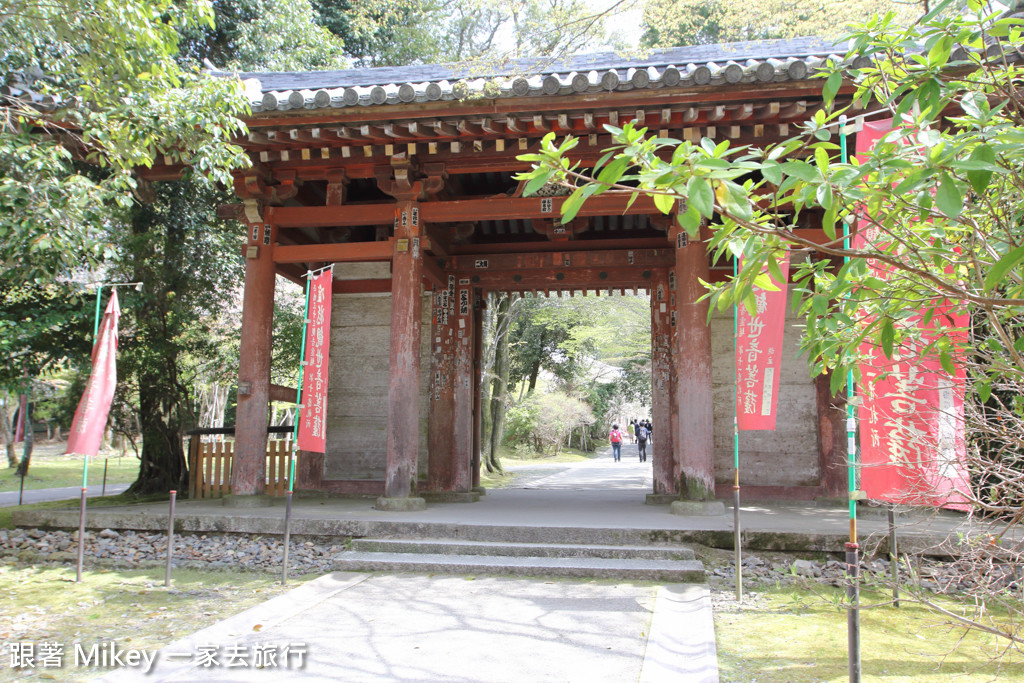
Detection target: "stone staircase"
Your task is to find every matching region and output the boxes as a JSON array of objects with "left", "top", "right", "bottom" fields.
[{"left": 334, "top": 536, "right": 705, "bottom": 582}]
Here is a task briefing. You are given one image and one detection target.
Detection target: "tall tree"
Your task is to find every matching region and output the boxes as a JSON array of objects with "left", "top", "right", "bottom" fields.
[
  {"left": 114, "top": 182, "right": 243, "bottom": 494},
  {"left": 640, "top": 0, "right": 925, "bottom": 47},
  {"left": 0, "top": 0, "right": 250, "bottom": 284}
]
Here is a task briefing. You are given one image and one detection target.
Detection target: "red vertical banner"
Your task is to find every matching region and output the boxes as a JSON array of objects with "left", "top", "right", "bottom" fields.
[
  {"left": 736, "top": 252, "right": 790, "bottom": 430},
  {"left": 853, "top": 118, "right": 970, "bottom": 508},
  {"left": 66, "top": 291, "right": 120, "bottom": 456},
  {"left": 297, "top": 269, "right": 333, "bottom": 453}
]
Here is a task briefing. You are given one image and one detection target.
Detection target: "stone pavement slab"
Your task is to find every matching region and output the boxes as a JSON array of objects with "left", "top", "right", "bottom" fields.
[{"left": 97, "top": 572, "right": 717, "bottom": 682}]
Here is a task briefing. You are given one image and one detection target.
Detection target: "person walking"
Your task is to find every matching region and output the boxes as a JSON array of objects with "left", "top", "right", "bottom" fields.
[
  {"left": 627, "top": 420, "right": 635, "bottom": 445},
  {"left": 609, "top": 424, "right": 624, "bottom": 462},
  {"left": 636, "top": 422, "right": 648, "bottom": 462}
]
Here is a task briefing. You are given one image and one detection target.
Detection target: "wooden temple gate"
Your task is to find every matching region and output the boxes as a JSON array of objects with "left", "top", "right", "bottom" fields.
[{"left": 141, "top": 39, "right": 860, "bottom": 506}]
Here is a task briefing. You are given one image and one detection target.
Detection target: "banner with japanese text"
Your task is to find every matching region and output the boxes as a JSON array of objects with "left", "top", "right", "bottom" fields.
[
  {"left": 736, "top": 252, "right": 790, "bottom": 430},
  {"left": 853, "top": 118, "right": 969, "bottom": 508},
  {"left": 297, "top": 269, "right": 333, "bottom": 453},
  {"left": 66, "top": 291, "right": 120, "bottom": 457}
]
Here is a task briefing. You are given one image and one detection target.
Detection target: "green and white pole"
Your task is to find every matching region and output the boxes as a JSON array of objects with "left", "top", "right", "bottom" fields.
[
  {"left": 282, "top": 268, "right": 314, "bottom": 585},
  {"left": 733, "top": 256, "right": 742, "bottom": 602},
  {"left": 839, "top": 114, "right": 862, "bottom": 682}
]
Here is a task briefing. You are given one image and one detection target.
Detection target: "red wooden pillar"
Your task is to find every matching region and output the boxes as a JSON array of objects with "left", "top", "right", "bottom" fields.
[
  {"left": 428, "top": 278, "right": 456, "bottom": 491},
  {"left": 650, "top": 269, "right": 678, "bottom": 496},
  {"left": 232, "top": 219, "right": 276, "bottom": 497},
  {"left": 452, "top": 283, "right": 475, "bottom": 492},
  {"left": 673, "top": 225, "right": 716, "bottom": 501},
  {"left": 471, "top": 290, "right": 484, "bottom": 490},
  {"left": 379, "top": 201, "right": 426, "bottom": 509},
  {"left": 817, "top": 372, "right": 849, "bottom": 497},
  {"left": 669, "top": 272, "right": 681, "bottom": 489}
]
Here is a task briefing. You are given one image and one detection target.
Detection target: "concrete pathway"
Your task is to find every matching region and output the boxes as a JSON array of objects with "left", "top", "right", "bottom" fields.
[
  {"left": 511, "top": 446, "right": 653, "bottom": 491},
  {"left": 97, "top": 573, "right": 718, "bottom": 683},
  {"left": 0, "top": 483, "right": 129, "bottom": 508}
]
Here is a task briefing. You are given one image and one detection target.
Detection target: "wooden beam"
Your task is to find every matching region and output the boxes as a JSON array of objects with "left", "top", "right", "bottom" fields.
[
  {"left": 270, "top": 193, "right": 660, "bottom": 228},
  {"left": 421, "top": 254, "right": 445, "bottom": 287},
  {"left": 269, "top": 384, "right": 298, "bottom": 403},
  {"left": 448, "top": 248, "right": 674, "bottom": 272},
  {"left": 463, "top": 267, "right": 658, "bottom": 290},
  {"left": 273, "top": 239, "right": 394, "bottom": 264},
  {"left": 332, "top": 278, "right": 392, "bottom": 294}
]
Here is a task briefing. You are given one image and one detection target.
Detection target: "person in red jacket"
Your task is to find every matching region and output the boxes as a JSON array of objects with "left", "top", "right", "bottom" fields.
[{"left": 609, "top": 423, "right": 623, "bottom": 462}]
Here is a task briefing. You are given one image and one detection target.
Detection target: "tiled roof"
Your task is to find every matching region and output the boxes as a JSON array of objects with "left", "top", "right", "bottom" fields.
[{"left": 221, "top": 37, "right": 867, "bottom": 114}]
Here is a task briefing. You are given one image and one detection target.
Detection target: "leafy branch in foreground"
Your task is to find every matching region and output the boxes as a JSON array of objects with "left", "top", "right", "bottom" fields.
[{"left": 517, "top": 0, "right": 1024, "bottom": 649}]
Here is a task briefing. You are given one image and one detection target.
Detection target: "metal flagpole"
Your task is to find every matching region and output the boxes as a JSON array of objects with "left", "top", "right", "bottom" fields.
[
  {"left": 77, "top": 284, "right": 104, "bottom": 582},
  {"left": 733, "top": 256, "right": 742, "bottom": 602},
  {"left": 839, "top": 113, "right": 862, "bottom": 682},
  {"left": 283, "top": 267, "right": 316, "bottom": 585}
]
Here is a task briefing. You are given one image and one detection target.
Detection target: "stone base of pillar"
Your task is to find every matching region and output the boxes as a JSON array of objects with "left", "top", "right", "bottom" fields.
[
  {"left": 374, "top": 496, "right": 427, "bottom": 512},
  {"left": 645, "top": 493, "right": 677, "bottom": 505},
  {"left": 421, "top": 491, "right": 481, "bottom": 503},
  {"left": 471, "top": 486, "right": 487, "bottom": 496},
  {"left": 221, "top": 494, "right": 275, "bottom": 508},
  {"left": 670, "top": 500, "right": 726, "bottom": 516}
]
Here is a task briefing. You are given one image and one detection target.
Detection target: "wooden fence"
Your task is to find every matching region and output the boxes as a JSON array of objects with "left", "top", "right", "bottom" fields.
[{"left": 187, "top": 437, "right": 296, "bottom": 499}]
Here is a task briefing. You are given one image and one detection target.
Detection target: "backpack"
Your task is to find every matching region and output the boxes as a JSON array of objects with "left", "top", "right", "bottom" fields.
[
  {"left": 637, "top": 427, "right": 647, "bottom": 442},
  {"left": 610, "top": 429, "right": 622, "bottom": 443}
]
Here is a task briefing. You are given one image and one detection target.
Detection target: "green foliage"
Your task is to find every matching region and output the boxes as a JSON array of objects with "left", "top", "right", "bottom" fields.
[
  {"left": 640, "top": 0, "right": 926, "bottom": 48},
  {"left": 313, "top": 0, "right": 619, "bottom": 67},
  {"left": 504, "top": 390, "right": 594, "bottom": 455},
  {"left": 0, "top": 0, "right": 250, "bottom": 284},
  {"left": 0, "top": 282, "right": 92, "bottom": 391},
  {"left": 180, "top": 0, "right": 348, "bottom": 71}
]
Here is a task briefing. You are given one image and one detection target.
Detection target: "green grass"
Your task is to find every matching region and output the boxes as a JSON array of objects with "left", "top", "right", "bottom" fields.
[
  {"left": 1, "top": 442, "right": 139, "bottom": 493},
  {"left": 716, "top": 586, "right": 1024, "bottom": 682},
  {"left": 0, "top": 563, "right": 300, "bottom": 682},
  {"left": 498, "top": 444, "right": 602, "bottom": 466}
]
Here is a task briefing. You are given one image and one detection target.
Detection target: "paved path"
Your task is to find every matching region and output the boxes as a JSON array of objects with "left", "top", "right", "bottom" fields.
[
  {"left": 97, "top": 573, "right": 718, "bottom": 683},
  {"left": 0, "top": 483, "right": 129, "bottom": 508},
  {"left": 94, "top": 452, "right": 719, "bottom": 682},
  {"left": 510, "top": 445, "right": 652, "bottom": 491}
]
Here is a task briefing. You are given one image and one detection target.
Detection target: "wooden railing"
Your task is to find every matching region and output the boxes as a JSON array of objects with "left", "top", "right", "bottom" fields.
[{"left": 186, "top": 427, "right": 297, "bottom": 499}]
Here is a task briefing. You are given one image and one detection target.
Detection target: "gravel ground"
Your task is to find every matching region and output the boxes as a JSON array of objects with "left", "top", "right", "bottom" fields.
[
  {"left": 0, "top": 528, "right": 340, "bottom": 575},
  {"left": 1, "top": 527, "right": 1018, "bottom": 595}
]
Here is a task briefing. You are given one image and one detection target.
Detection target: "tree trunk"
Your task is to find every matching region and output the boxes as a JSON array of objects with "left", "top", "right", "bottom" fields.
[
  {"left": 15, "top": 399, "right": 32, "bottom": 477},
  {"left": 129, "top": 369, "right": 188, "bottom": 495},
  {"left": 486, "top": 294, "right": 513, "bottom": 473},
  {"left": 124, "top": 195, "right": 191, "bottom": 496},
  {"left": 0, "top": 391, "right": 16, "bottom": 468},
  {"left": 527, "top": 329, "right": 545, "bottom": 394}
]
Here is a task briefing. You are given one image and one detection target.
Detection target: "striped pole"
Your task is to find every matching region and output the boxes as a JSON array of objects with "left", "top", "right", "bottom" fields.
[
  {"left": 840, "top": 113, "right": 862, "bottom": 682},
  {"left": 733, "top": 256, "right": 742, "bottom": 602},
  {"left": 283, "top": 267, "right": 316, "bottom": 585}
]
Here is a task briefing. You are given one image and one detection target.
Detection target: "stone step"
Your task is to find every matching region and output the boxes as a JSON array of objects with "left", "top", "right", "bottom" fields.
[
  {"left": 334, "top": 551, "right": 706, "bottom": 582},
  {"left": 350, "top": 538, "right": 696, "bottom": 561}
]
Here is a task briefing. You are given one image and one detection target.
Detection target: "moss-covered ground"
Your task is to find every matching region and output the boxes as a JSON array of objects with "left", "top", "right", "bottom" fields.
[
  {"left": 0, "top": 563, "right": 300, "bottom": 681},
  {"left": 715, "top": 585, "right": 1024, "bottom": 682}
]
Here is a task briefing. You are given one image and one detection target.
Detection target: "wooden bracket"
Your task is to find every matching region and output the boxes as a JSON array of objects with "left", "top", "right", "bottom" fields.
[
  {"left": 531, "top": 218, "right": 588, "bottom": 241},
  {"left": 325, "top": 170, "right": 348, "bottom": 206}
]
